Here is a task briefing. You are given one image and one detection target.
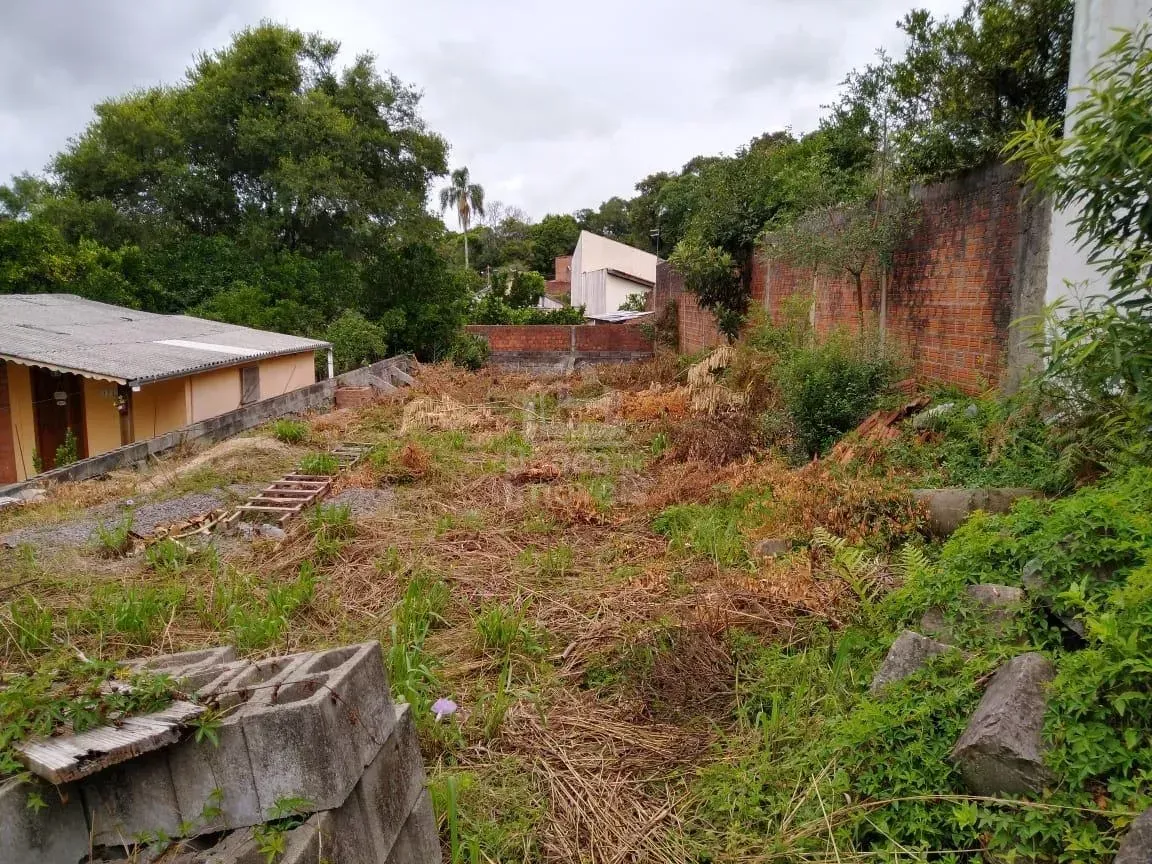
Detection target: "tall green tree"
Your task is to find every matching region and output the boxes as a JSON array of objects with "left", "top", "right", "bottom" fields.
[{"left": 440, "top": 167, "right": 485, "bottom": 268}]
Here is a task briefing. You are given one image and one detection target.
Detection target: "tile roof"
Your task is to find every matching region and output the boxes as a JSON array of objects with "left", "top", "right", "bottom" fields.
[{"left": 0, "top": 294, "right": 329, "bottom": 385}]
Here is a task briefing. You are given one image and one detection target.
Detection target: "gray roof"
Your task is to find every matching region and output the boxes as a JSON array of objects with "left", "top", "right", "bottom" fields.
[{"left": 0, "top": 295, "right": 329, "bottom": 385}]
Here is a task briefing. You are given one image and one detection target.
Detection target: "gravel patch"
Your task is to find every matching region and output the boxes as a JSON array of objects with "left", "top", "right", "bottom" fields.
[
  {"left": 329, "top": 487, "right": 396, "bottom": 518},
  {"left": 2, "top": 491, "right": 228, "bottom": 549}
]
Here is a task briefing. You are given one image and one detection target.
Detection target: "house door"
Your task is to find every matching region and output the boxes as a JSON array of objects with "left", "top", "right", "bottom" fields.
[
  {"left": 30, "top": 367, "right": 87, "bottom": 471},
  {"left": 0, "top": 363, "right": 16, "bottom": 484}
]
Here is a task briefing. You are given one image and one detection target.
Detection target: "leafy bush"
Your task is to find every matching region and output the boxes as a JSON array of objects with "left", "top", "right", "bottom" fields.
[
  {"left": 448, "top": 331, "right": 490, "bottom": 371},
  {"left": 469, "top": 294, "right": 585, "bottom": 325},
  {"left": 881, "top": 393, "right": 1072, "bottom": 493},
  {"left": 775, "top": 332, "right": 900, "bottom": 456},
  {"left": 270, "top": 419, "right": 309, "bottom": 445},
  {"left": 54, "top": 428, "right": 80, "bottom": 468},
  {"left": 325, "top": 309, "right": 389, "bottom": 374}
]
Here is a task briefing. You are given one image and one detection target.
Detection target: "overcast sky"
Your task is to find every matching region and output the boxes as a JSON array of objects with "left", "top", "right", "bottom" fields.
[{"left": 1, "top": 0, "right": 967, "bottom": 221}]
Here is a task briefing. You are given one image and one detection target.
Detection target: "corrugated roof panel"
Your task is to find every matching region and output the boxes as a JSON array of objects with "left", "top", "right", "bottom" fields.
[{"left": 0, "top": 295, "right": 330, "bottom": 384}]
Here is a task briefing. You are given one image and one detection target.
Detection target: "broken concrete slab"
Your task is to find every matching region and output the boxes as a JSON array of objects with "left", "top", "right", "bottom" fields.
[
  {"left": 870, "top": 630, "right": 955, "bottom": 694},
  {"left": 17, "top": 699, "right": 204, "bottom": 784},
  {"left": 1115, "top": 808, "right": 1152, "bottom": 864},
  {"left": 0, "top": 777, "right": 88, "bottom": 864},
  {"left": 386, "top": 366, "right": 416, "bottom": 388},
  {"left": 950, "top": 652, "right": 1055, "bottom": 797},
  {"left": 912, "top": 488, "right": 1040, "bottom": 537}
]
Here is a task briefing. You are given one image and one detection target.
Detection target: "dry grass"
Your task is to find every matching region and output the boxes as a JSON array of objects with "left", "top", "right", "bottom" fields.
[{"left": 0, "top": 359, "right": 907, "bottom": 864}]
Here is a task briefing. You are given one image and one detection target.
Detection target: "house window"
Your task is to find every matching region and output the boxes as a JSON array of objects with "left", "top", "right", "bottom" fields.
[{"left": 240, "top": 364, "right": 260, "bottom": 406}]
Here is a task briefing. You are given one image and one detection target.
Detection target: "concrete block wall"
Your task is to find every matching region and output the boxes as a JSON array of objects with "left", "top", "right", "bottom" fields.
[
  {"left": 2, "top": 642, "right": 437, "bottom": 864},
  {"left": 662, "top": 163, "right": 1049, "bottom": 392}
]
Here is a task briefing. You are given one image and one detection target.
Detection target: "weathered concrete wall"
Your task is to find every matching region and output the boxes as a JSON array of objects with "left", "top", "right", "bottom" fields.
[
  {"left": 0, "top": 356, "right": 410, "bottom": 496},
  {"left": 1046, "top": 0, "right": 1151, "bottom": 306}
]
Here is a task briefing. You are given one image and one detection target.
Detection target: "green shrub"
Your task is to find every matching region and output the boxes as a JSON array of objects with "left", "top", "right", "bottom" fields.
[
  {"left": 775, "top": 332, "right": 899, "bottom": 456},
  {"left": 271, "top": 419, "right": 309, "bottom": 445},
  {"left": 54, "top": 428, "right": 80, "bottom": 468},
  {"left": 144, "top": 538, "right": 191, "bottom": 575},
  {"left": 325, "top": 309, "right": 389, "bottom": 374},
  {"left": 3, "top": 597, "right": 53, "bottom": 655},
  {"left": 448, "top": 331, "right": 490, "bottom": 371},
  {"left": 652, "top": 500, "right": 749, "bottom": 567},
  {"left": 79, "top": 584, "right": 185, "bottom": 645},
  {"left": 882, "top": 393, "right": 1072, "bottom": 493},
  {"left": 473, "top": 601, "right": 542, "bottom": 660}
]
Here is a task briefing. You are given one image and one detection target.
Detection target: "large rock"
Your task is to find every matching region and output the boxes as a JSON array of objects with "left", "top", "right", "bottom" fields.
[
  {"left": 1116, "top": 808, "right": 1152, "bottom": 864},
  {"left": 870, "top": 630, "right": 955, "bottom": 694},
  {"left": 912, "top": 488, "right": 1040, "bottom": 537},
  {"left": 950, "top": 653, "right": 1055, "bottom": 797},
  {"left": 753, "top": 537, "right": 790, "bottom": 560},
  {"left": 921, "top": 584, "right": 1026, "bottom": 644}
]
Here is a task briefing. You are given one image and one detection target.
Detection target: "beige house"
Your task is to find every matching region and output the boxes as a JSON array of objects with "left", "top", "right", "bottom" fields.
[
  {"left": 569, "top": 231, "right": 658, "bottom": 316},
  {"left": 0, "top": 295, "right": 330, "bottom": 483}
]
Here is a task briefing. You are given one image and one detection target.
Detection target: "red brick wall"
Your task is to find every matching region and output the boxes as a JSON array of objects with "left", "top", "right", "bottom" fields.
[
  {"left": 664, "top": 163, "right": 1028, "bottom": 391},
  {"left": 466, "top": 325, "right": 573, "bottom": 352},
  {"left": 465, "top": 321, "right": 654, "bottom": 369}
]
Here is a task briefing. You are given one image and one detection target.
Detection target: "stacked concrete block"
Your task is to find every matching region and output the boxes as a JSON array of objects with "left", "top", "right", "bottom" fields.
[
  {"left": 1, "top": 641, "right": 438, "bottom": 864},
  {"left": 0, "top": 777, "right": 88, "bottom": 864},
  {"left": 86, "top": 642, "right": 397, "bottom": 846}
]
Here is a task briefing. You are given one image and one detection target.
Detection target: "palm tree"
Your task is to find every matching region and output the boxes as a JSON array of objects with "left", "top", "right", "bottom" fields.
[{"left": 440, "top": 167, "right": 485, "bottom": 269}]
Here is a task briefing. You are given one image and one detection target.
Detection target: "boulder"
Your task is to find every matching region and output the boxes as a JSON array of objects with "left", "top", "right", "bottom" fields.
[
  {"left": 912, "top": 488, "right": 1040, "bottom": 537},
  {"left": 911, "top": 402, "right": 956, "bottom": 430},
  {"left": 870, "top": 630, "right": 955, "bottom": 694},
  {"left": 1115, "top": 808, "right": 1152, "bottom": 864},
  {"left": 753, "top": 537, "right": 790, "bottom": 559},
  {"left": 950, "top": 653, "right": 1055, "bottom": 797},
  {"left": 920, "top": 584, "right": 1025, "bottom": 644},
  {"left": 964, "top": 584, "right": 1025, "bottom": 639}
]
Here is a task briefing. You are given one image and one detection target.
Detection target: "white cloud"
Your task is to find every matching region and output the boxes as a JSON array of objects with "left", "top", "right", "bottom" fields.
[{"left": 0, "top": 0, "right": 968, "bottom": 218}]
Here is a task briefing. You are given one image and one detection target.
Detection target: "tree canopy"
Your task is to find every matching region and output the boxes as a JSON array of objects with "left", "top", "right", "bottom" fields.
[{"left": 0, "top": 23, "right": 468, "bottom": 360}]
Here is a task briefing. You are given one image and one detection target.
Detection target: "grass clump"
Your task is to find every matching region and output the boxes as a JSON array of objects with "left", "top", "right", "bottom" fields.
[
  {"left": 298, "top": 452, "right": 340, "bottom": 475},
  {"left": 473, "top": 601, "right": 543, "bottom": 661},
  {"left": 270, "top": 418, "right": 310, "bottom": 445},
  {"left": 94, "top": 513, "right": 135, "bottom": 558}
]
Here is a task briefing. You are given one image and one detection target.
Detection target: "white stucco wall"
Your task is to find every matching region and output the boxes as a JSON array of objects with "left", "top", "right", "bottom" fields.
[
  {"left": 605, "top": 274, "right": 650, "bottom": 313},
  {"left": 1046, "top": 0, "right": 1152, "bottom": 306},
  {"left": 571, "top": 232, "right": 657, "bottom": 314}
]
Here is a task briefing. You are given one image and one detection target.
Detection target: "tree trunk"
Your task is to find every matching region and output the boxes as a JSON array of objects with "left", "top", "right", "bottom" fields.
[{"left": 463, "top": 226, "right": 470, "bottom": 269}]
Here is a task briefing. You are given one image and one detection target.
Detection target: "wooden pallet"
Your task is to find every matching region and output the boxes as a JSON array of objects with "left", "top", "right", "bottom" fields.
[{"left": 225, "top": 474, "right": 334, "bottom": 526}]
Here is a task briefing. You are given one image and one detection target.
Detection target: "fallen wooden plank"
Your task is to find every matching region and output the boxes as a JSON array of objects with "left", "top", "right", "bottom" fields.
[
  {"left": 235, "top": 504, "right": 302, "bottom": 513},
  {"left": 16, "top": 701, "right": 204, "bottom": 784}
]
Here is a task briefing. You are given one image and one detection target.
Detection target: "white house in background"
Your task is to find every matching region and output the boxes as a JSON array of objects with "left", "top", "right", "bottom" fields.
[{"left": 569, "top": 231, "right": 658, "bottom": 316}]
